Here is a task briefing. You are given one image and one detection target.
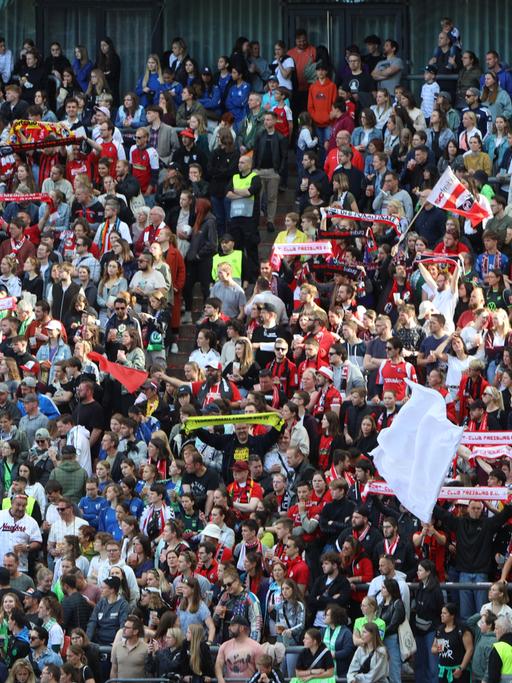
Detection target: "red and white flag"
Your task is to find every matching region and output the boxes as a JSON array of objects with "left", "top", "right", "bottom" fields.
[{"left": 427, "top": 167, "right": 491, "bottom": 227}]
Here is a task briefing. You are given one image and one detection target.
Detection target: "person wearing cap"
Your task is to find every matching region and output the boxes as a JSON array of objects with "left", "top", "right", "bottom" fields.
[
  {"left": 19, "top": 392, "right": 49, "bottom": 449},
  {"left": 198, "top": 66, "right": 222, "bottom": 118},
  {"left": 311, "top": 365, "right": 342, "bottom": 421},
  {"left": 35, "top": 319, "right": 71, "bottom": 387},
  {"left": 0, "top": 384, "right": 21, "bottom": 425},
  {"left": 91, "top": 105, "right": 124, "bottom": 145},
  {"left": 215, "top": 610, "right": 263, "bottom": 680},
  {"left": 227, "top": 461, "right": 264, "bottom": 523},
  {"left": 459, "top": 89, "right": 491, "bottom": 140},
  {"left": 17, "top": 377, "right": 59, "bottom": 422},
  {"left": 86, "top": 575, "right": 130, "bottom": 646},
  {"left": 421, "top": 65, "right": 440, "bottom": 124},
  {"left": 173, "top": 128, "right": 209, "bottom": 180},
  {"left": 211, "top": 234, "right": 247, "bottom": 288},
  {"left": 87, "top": 119, "right": 126, "bottom": 172}
]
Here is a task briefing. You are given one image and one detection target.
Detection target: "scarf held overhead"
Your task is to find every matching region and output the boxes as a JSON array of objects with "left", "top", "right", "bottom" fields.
[{"left": 184, "top": 412, "right": 284, "bottom": 434}]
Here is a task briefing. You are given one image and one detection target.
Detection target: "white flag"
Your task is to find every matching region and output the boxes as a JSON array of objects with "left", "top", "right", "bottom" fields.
[{"left": 371, "top": 380, "right": 464, "bottom": 522}]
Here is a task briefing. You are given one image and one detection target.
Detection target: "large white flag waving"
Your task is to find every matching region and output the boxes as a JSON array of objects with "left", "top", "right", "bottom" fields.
[{"left": 371, "top": 381, "right": 464, "bottom": 522}]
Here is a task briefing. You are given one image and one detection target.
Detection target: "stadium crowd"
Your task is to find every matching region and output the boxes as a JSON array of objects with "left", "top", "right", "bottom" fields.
[{"left": 0, "top": 14, "right": 510, "bottom": 683}]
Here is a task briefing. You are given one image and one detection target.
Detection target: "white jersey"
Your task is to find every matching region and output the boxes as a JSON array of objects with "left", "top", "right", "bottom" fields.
[{"left": 0, "top": 510, "right": 42, "bottom": 572}]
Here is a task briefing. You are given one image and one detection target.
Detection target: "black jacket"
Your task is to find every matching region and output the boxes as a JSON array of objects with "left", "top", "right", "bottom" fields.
[
  {"left": 196, "top": 426, "right": 282, "bottom": 484},
  {"left": 186, "top": 210, "right": 218, "bottom": 263},
  {"left": 378, "top": 598, "right": 406, "bottom": 636},
  {"left": 208, "top": 147, "right": 241, "bottom": 198},
  {"left": 373, "top": 537, "right": 418, "bottom": 581},
  {"left": 145, "top": 646, "right": 181, "bottom": 677},
  {"left": 433, "top": 503, "right": 512, "bottom": 573},
  {"left": 253, "top": 129, "right": 288, "bottom": 175},
  {"left": 414, "top": 581, "right": 444, "bottom": 633},
  {"left": 307, "top": 573, "right": 351, "bottom": 617},
  {"left": 319, "top": 497, "right": 355, "bottom": 542},
  {"left": 0, "top": 99, "right": 28, "bottom": 123},
  {"left": 336, "top": 525, "right": 383, "bottom": 563},
  {"left": 178, "top": 640, "right": 215, "bottom": 678}
]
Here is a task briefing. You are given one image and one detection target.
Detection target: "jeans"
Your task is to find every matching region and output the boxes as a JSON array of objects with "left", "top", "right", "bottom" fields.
[
  {"left": 210, "top": 195, "right": 231, "bottom": 239},
  {"left": 315, "top": 125, "right": 331, "bottom": 165},
  {"left": 415, "top": 630, "right": 437, "bottom": 683},
  {"left": 459, "top": 571, "right": 488, "bottom": 619},
  {"left": 384, "top": 633, "right": 402, "bottom": 683}
]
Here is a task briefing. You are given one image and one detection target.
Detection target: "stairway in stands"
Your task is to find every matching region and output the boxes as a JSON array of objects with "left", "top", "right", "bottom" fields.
[{"left": 167, "top": 184, "right": 296, "bottom": 378}]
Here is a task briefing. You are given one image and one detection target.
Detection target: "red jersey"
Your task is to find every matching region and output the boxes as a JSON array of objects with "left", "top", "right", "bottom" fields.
[
  {"left": 130, "top": 145, "right": 159, "bottom": 193},
  {"left": 286, "top": 555, "right": 310, "bottom": 587},
  {"left": 298, "top": 356, "right": 328, "bottom": 385},
  {"left": 196, "top": 558, "right": 219, "bottom": 584},
  {"left": 227, "top": 478, "right": 264, "bottom": 520},
  {"left": 377, "top": 359, "right": 417, "bottom": 402},
  {"left": 273, "top": 105, "right": 291, "bottom": 137},
  {"left": 66, "top": 157, "right": 92, "bottom": 183},
  {"left": 191, "top": 378, "right": 242, "bottom": 407},
  {"left": 312, "top": 385, "right": 342, "bottom": 421},
  {"left": 287, "top": 500, "right": 320, "bottom": 543}
]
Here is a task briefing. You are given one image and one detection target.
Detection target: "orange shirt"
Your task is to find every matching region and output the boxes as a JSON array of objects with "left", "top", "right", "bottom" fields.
[
  {"left": 308, "top": 78, "right": 337, "bottom": 127},
  {"left": 288, "top": 45, "right": 317, "bottom": 91}
]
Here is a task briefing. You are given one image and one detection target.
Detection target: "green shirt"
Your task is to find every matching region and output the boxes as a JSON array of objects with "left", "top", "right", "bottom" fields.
[{"left": 354, "top": 615, "right": 387, "bottom": 640}]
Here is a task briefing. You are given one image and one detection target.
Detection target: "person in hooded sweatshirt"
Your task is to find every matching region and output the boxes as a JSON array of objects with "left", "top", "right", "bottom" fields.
[
  {"left": 47, "top": 446, "right": 88, "bottom": 504},
  {"left": 86, "top": 576, "right": 130, "bottom": 645}
]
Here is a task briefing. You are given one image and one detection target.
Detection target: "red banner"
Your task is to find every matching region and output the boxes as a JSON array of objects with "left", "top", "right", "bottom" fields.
[
  {"left": 88, "top": 351, "right": 148, "bottom": 394},
  {"left": 0, "top": 193, "right": 54, "bottom": 211}
]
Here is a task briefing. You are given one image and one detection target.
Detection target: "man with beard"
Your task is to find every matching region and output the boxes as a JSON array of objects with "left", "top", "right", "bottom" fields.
[
  {"left": 128, "top": 250, "right": 167, "bottom": 311},
  {"left": 215, "top": 616, "right": 263, "bottom": 678},
  {"left": 457, "top": 286, "right": 486, "bottom": 329},
  {"left": 104, "top": 297, "right": 141, "bottom": 360},
  {"left": 373, "top": 516, "right": 417, "bottom": 580},
  {"left": 251, "top": 303, "right": 289, "bottom": 368},
  {"left": 311, "top": 367, "right": 342, "bottom": 420},
  {"left": 336, "top": 506, "right": 383, "bottom": 564},
  {"left": 303, "top": 309, "right": 335, "bottom": 358}
]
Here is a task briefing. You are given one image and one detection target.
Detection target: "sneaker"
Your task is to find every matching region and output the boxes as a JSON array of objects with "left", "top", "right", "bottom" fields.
[
  {"left": 170, "top": 343, "right": 179, "bottom": 354},
  {"left": 181, "top": 311, "right": 192, "bottom": 324},
  {"left": 266, "top": 221, "right": 275, "bottom": 233}
]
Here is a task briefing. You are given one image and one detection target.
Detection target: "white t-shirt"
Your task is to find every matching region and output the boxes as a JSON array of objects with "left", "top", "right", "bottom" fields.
[
  {"left": 0, "top": 510, "right": 43, "bottom": 572},
  {"left": 272, "top": 57, "right": 295, "bottom": 90},
  {"left": 48, "top": 516, "right": 88, "bottom": 545},
  {"left": 432, "top": 287, "right": 458, "bottom": 333}
]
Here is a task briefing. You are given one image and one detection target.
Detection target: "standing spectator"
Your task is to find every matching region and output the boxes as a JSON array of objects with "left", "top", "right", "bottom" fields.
[
  {"left": 253, "top": 112, "right": 288, "bottom": 234},
  {"left": 288, "top": 29, "right": 316, "bottom": 115},
  {"left": 371, "top": 39, "right": 404, "bottom": 94},
  {"left": 86, "top": 576, "right": 129, "bottom": 645},
  {"left": 308, "top": 63, "right": 337, "bottom": 152},
  {"left": 215, "top": 615, "right": 263, "bottom": 682}
]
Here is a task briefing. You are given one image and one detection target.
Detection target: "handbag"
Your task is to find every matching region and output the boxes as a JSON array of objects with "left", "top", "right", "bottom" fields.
[
  {"left": 415, "top": 615, "right": 433, "bottom": 633},
  {"left": 398, "top": 618, "right": 417, "bottom": 661}
]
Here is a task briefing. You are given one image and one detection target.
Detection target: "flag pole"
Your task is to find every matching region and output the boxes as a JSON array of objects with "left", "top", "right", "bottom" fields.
[{"left": 392, "top": 201, "right": 426, "bottom": 254}]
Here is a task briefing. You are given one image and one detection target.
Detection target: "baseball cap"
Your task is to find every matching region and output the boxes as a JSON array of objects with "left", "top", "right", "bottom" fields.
[
  {"left": 179, "top": 128, "right": 195, "bottom": 139},
  {"left": 438, "top": 90, "right": 452, "bottom": 102},
  {"left": 202, "top": 67, "right": 212, "bottom": 75},
  {"left": 221, "top": 233, "right": 235, "bottom": 243},
  {"left": 22, "top": 587, "right": 44, "bottom": 600},
  {"left": 177, "top": 385, "right": 192, "bottom": 397},
  {"left": 317, "top": 366, "right": 333, "bottom": 381},
  {"left": 268, "top": 74, "right": 279, "bottom": 83},
  {"left": 21, "top": 377, "right": 38, "bottom": 388},
  {"left": 94, "top": 105, "right": 111, "bottom": 117},
  {"left": 316, "top": 61, "right": 328, "bottom": 71},
  {"left": 0, "top": 383, "right": 8, "bottom": 393},
  {"left": 202, "top": 523, "right": 222, "bottom": 540},
  {"left": 424, "top": 64, "right": 438, "bottom": 74},
  {"left": 45, "top": 320, "right": 62, "bottom": 331},
  {"left": 142, "top": 380, "right": 158, "bottom": 391},
  {"left": 261, "top": 302, "right": 276, "bottom": 313},
  {"left": 418, "top": 301, "right": 438, "bottom": 320},
  {"left": 35, "top": 428, "right": 51, "bottom": 440},
  {"left": 204, "top": 360, "right": 222, "bottom": 370},
  {"left": 19, "top": 360, "right": 40, "bottom": 375},
  {"left": 232, "top": 460, "right": 249, "bottom": 472}
]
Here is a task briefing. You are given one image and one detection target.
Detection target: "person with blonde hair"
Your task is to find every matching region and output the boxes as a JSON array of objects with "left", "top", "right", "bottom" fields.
[
  {"left": 274, "top": 212, "right": 308, "bottom": 246},
  {"left": 6, "top": 659, "right": 37, "bottom": 683},
  {"left": 347, "top": 621, "right": 389, "bottom": 683},
  {"left": 145, "top": 625, "right": 183, "bottom": 677},
  {"left": 136, "top": 54, "right": 163, "bottom": 107},
  {"left": 180, "top": 623, "right": 215, "bottom": 680},
  {"left": 482, "top": 385, "right": 505, "bottom": 429}
]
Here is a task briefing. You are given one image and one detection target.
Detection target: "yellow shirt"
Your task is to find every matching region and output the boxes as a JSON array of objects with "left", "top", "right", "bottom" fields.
[{"left": 273, "top": 229, "right": 308, "bottom": 245}]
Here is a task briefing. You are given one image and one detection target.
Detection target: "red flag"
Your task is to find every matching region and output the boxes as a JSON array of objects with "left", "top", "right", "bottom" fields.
[
  {"left": 88, "top": 351, "right": 148, "bottom": 394},
  {"left": 426, "top": 167, "right": 491, "bottom": 227}
]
